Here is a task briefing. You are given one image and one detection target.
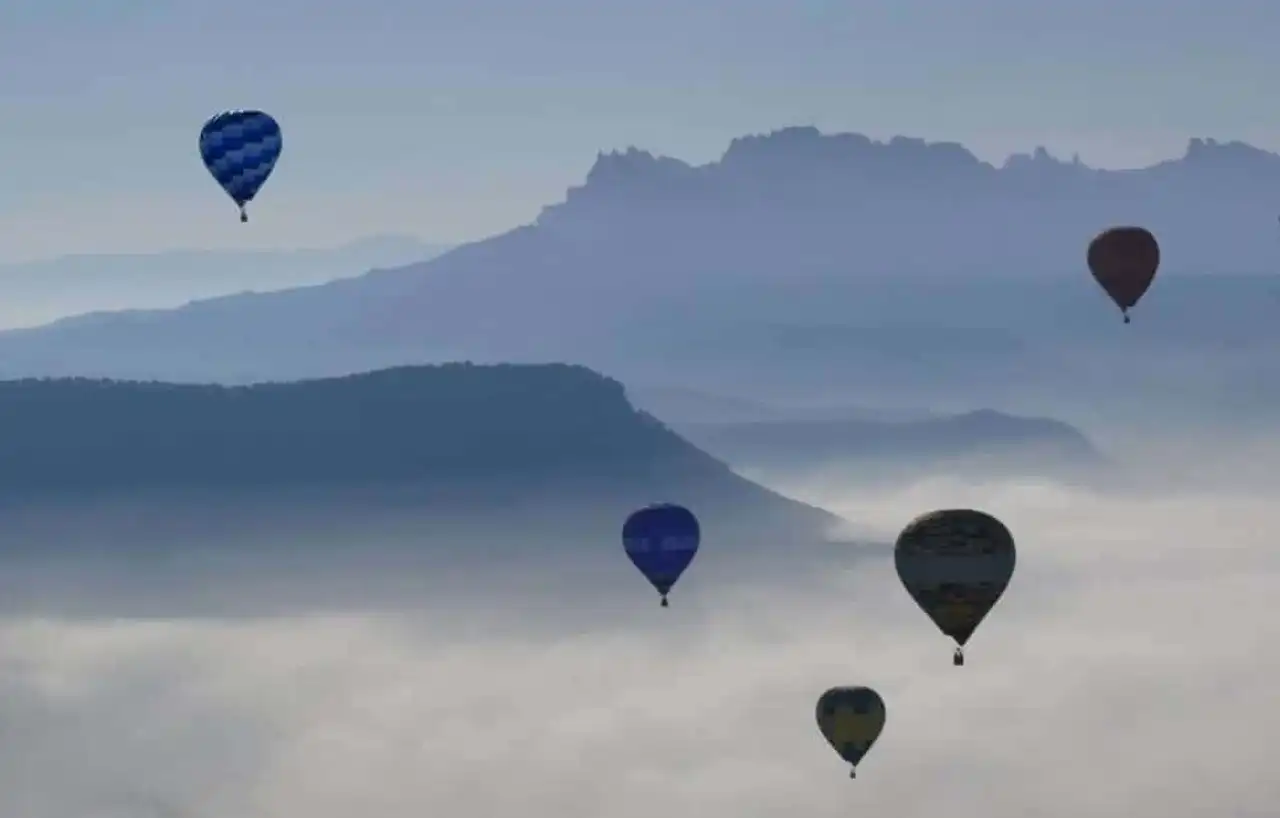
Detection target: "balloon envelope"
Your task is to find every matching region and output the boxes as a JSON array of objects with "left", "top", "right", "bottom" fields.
[
  {"left": 198, "top": 110, "right": 282, "bottom": 214},
  {"left": 816, "top": 686, "right": 886, "bottom": 768},
  {"left": 1087, "top": 226, "right": 1159, "bottom": 314},
  {"left": 894, "top": 508, "right": 1016, "bottom": 646},
  {"left": 622, "top": 503, "right": 700, "bottom": 599}
]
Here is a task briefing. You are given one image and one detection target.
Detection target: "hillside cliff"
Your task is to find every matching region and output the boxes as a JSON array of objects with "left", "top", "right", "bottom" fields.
[
  {"left": 0, "top": 365, "right": 692, "bottom": 488},
  {"left": 0, "top": 364, "right": 838, "bottom": 541}
]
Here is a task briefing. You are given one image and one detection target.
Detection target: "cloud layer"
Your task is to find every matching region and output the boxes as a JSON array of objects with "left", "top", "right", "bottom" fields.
[{"left": 1, "top": 469, "right": 1276, "bottom": 817}]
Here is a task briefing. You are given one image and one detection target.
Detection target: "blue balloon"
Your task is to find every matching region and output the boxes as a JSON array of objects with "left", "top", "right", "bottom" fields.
[
  {"left": 622, "top": 503, "right": 700, "bottom": 607},
  {"left": 198, "top": 110, "right": 282, "bottom": 223}
]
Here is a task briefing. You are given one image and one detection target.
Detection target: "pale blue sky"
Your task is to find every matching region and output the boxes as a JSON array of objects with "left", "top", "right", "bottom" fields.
[{"left": 0, "top": 0, "right": 1276, "bottom": 261}]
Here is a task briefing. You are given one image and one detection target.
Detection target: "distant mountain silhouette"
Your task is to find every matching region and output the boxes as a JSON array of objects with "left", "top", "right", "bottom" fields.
[
  {"left": 675, "top": 409, "right": 1104, "bottom": 480},
  {"left": 2, "top": 127, "right": 1280, "bottom": 427},
  {"left": 0, "top": 234, "right": 451, "bottom": 329},
  {"left": 537, "top": 128, "right": 1280, "bottom": 278}
]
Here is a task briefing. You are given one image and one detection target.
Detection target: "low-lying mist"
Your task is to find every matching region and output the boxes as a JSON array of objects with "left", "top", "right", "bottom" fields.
[{"left": 2, "top": 447, "right": 1276, "bottom": 817}]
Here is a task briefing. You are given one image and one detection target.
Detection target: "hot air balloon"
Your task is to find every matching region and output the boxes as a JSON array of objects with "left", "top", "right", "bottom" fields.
[
  {"left": 816, "top": 686, "right": 886, "bottom": 779},
  {"left": 622, "top": 503, "right": 700, "bottom": 607},
  {"left": 1087, "top": 226, "right": 1160, "bottom": 323},
  {"left": 198, "top": 110, "right": 283, "bottom": 223},
  {"left": 894, "top": 509, "right": 1016, "bottom": 666}
]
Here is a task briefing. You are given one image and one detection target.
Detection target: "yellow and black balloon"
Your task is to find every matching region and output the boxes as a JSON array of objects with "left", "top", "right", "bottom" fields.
[
  {"left": 816, "top": 686, "right": 886, "bottom": 779},
  {"left": 894, "top": 508, "right": 1017, "bottom": 666}
]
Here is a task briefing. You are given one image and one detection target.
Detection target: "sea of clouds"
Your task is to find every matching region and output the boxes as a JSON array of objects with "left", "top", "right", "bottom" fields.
[{"left": 1, "top": 461, "right": 1275, "bottom": 817}]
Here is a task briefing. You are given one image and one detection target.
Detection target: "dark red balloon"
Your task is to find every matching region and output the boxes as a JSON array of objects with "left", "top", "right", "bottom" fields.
[{"left": 1087, "top": 226, "right": 1160, "bottom": 323}]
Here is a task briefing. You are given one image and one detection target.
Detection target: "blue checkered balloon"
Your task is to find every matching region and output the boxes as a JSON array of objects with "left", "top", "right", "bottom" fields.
[{"left": 198, "top": 110, "right": 282, "bottom": 223}]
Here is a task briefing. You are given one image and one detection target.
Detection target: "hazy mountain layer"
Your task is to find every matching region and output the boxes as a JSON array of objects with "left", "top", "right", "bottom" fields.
[
  {"left": 0, "top": 235, "right": 451, "bottom": 329},
  {"left": 2, "top": 128, "right": 1278, "bottom": 430}
]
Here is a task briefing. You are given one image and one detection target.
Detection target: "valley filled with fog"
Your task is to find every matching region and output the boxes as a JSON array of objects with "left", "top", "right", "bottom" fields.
[{"left": 0, "top": 441, "right": 1274, "bottom": 818}]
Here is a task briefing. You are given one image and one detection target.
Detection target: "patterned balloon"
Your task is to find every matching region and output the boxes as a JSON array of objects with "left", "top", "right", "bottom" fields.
[{"left": 198, "top": 110, "right": 283, "bottom": 222}]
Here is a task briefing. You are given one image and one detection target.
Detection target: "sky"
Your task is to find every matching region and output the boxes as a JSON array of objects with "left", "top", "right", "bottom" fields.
[
  {"left": 2, "top": 468, "right": 1275, "bottom": 817},
  {"left": 1, "top": 0, "right": 1279, "bottom": 261}
]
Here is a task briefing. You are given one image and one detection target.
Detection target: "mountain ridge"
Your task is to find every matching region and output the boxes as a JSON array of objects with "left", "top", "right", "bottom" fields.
[
  {"left": 567, "top": 130, "right": 1280, "bottom": 194},
  {"left": 0, "top": 363, "right": 837, "bottom": 536},
  {"left": 541, "top": 128, "right": 1280, "bottom": 228},
  {"left": 2, "top": 126, "right": 1280, "bottom": 424}
]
